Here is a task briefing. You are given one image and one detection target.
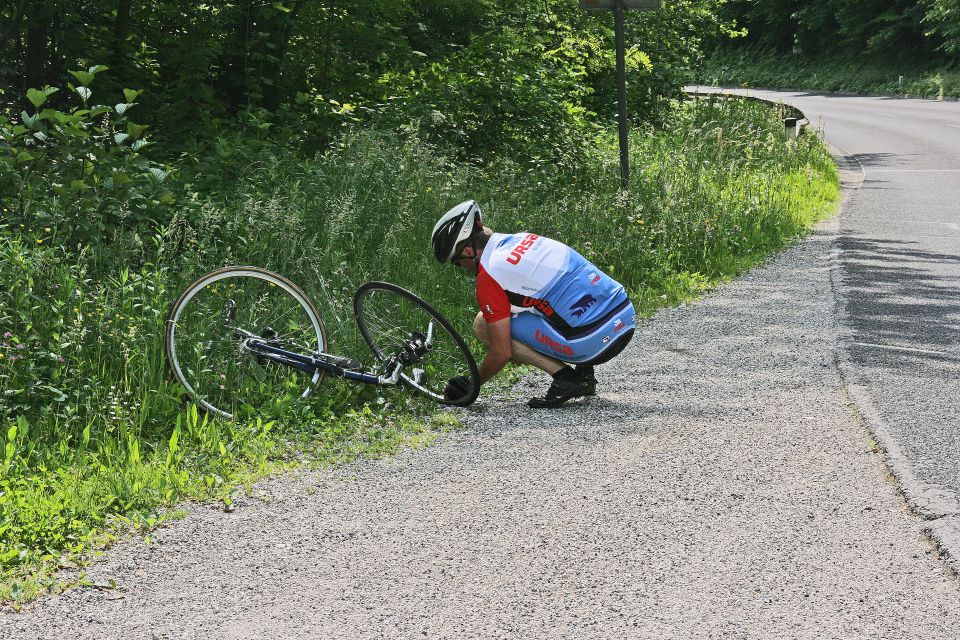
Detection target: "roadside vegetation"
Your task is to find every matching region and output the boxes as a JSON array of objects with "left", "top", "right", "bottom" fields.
[
  {"left": 702, "top": 1, "right": 960, "bottom": 99},
  {"left": 698, "top": 50, "right": 960, "bottom": 99},
  {"left": 1, "top": 0, "right": 838, "bottom": 605}
]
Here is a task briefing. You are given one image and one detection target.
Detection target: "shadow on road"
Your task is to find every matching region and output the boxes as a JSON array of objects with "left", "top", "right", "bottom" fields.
[
  {"left": 838, "top": 235, "right": 960, "bottom": 366},
  {"left": 850, "top": 152, "right": 924, "bottom": 168}
]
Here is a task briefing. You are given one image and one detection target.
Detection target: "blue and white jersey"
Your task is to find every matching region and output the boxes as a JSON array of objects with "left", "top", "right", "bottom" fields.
[{"left": 476, "top": 232, "right": 628, "bottom": 338}]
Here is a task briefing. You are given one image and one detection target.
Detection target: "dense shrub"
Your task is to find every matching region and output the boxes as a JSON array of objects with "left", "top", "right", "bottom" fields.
[{"left": 0, "top": 67, "right": 173, "bottom": 246}]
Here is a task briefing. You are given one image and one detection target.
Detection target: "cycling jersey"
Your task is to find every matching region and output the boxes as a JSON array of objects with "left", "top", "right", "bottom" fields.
[{"left": 476, "top": 232, "right": 636, "bottom": 363}]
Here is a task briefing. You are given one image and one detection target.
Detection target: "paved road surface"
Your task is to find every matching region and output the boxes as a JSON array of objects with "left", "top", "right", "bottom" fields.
[
  {"left": 690, "top": 87, "right": 960, "bottom": 551},
  {"left": 3, "top": 91, "right": 960, "bottom": 638}
]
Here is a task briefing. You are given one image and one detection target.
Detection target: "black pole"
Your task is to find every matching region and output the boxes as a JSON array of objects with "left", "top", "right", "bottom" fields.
[{"left": 614, "top": 0, "right": 629, "bottom": 189}]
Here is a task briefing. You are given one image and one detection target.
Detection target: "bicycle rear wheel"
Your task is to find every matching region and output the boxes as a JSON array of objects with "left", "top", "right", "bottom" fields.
[
  {"left": 353, "top": 282, "right": 480, "bottom": 406},
  {"left": 165, "top": 266, "right": 327, "bottom": 419}
]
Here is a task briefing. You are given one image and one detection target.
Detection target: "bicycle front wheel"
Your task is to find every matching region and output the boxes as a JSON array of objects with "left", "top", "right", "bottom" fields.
[
  {"left": 354, "top": 282, "right": 480, "bottom": 406},
  {"left": 165, "top": 266, "right": 327, "bottom": 420}
]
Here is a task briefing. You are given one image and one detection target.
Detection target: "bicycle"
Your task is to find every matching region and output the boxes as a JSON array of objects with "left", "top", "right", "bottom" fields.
[{"left": 164, "top": 266, "right": 480, "bottom": 420}]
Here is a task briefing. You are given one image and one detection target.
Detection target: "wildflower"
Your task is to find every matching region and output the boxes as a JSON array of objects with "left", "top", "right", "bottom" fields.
[
  {"left": 36, "top": 238, "right": 43, "bottom": 244},
  {"left": 58, "top": 356, "right": 65, "bottom": 363},
  {"left": 43, "top": 227, "right": 51, "bottom": 232},
  {"left": 3, "top": 331, "right": 10, "bottom": 338},
  {"left": 8, "top": 355, "right": 17, "bottom": 362},
  {"left": 16, "top": 343, "right": 25, "bottom": 350}
]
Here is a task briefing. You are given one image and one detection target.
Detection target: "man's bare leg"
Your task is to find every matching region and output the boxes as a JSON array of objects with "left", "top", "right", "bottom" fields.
[{"left": 472, "top": 313, "right": 565, "bottom": 375}]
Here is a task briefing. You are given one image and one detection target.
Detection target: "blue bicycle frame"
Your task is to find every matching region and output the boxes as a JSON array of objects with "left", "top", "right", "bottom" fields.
[{"left": 236, "top": 321, "right": 433, "bottom": 387}]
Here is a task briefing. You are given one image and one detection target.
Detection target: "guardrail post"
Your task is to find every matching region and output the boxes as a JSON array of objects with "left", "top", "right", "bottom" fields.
[{"left": 784, "top": 117, "right": 798, "bottom": 142}]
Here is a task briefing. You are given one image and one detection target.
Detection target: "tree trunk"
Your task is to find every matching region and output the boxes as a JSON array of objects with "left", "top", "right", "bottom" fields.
[
  {"left": 47, "top": 8, "right": 62, "bottom": 87},
  {"left": 109, "top": 0, "right": 133, "bottom": 77},
  {"left": 24, "top": 4, "right": 47, "bottom": 91},
  {"left": 262, "top": 0, "right": 303, "bottom": 111},
  {"left": 218, "top": 2, "right": 250, "bottom": 112}
]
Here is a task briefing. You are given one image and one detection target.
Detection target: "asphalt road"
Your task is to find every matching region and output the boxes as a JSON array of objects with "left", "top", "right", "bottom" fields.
[
  {"left": 690, "top": 87, "right": 960, "bottom": 544},
  {"left": 3, "top": 90, "right": 960, "bottom": 638}
]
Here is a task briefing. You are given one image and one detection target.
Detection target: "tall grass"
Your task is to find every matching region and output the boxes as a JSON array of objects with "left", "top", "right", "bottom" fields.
[{"left": 0, "top": 96, "right": 838, "bottom": 602}]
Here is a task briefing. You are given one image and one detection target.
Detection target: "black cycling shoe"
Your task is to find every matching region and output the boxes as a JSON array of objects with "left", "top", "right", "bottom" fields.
[
  {"left": 584, "top": 375, "right": 598, "bottom": 396},
  {"left": 528, "top": 370, "right": 594, "bottom": 409},
  {"left": 576, "top": 365, "right": 598, "bottom": 396}
]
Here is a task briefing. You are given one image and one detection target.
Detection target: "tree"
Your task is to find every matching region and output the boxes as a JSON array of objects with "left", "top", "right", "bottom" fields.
[{"left": 925, "top": 0, "right": 960, "bottom": 53}]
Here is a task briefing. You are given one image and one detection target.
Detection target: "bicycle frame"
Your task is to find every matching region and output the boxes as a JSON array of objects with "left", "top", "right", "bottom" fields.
[
  {"left": 235, "top": 319, "right": 435, "bottom": 387},
  {"left": 244, "top": 338, "right": 403, "bottom": 385}
]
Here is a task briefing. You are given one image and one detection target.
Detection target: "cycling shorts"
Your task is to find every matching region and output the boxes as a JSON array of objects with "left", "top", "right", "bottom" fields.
[{"left": 511, "top": 299, "right": 637, "bottom": 364}]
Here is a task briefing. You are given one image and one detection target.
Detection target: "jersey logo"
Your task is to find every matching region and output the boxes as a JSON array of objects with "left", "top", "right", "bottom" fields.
[
  {"left": 506, "top": 234, "right": 540, "bottom": 265},
  {"left": 535, "top": 329, "right": 574, "bottom": 356},
  {"left": 569, "top": 294, "right": 597, "bottom": 318},
  {"left": 521, "top": 295, "right": 555, "bottom": 317},
  {"left": 588, "top": 272, "right": 601, "bottom": 286},
  {"left": 613, "top": 318, "right": 626, "bottom": 333}
]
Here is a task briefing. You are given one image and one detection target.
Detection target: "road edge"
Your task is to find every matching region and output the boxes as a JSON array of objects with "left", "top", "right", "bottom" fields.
[{"left": 824, "top": 142, "right": 960, "bottom": 577}]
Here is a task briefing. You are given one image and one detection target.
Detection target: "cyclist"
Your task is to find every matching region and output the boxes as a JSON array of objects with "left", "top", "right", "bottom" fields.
[{"left": 433, "top": 200, "right": 636, "bottom": 408}]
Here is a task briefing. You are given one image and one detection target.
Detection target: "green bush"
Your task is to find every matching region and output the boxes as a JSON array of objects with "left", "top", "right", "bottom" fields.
[
  {"left": 376, "top": 24, "right": 597, "bottom": 165},
  {"left": 0, "top": 66, "right": 173, "bottom": 246}
]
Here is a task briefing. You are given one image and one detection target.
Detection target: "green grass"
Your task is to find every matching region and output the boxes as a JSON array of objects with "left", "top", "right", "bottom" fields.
[
  {"left": 697, "top": 49, "right": 960, "bottom": 99},
  {"left": 0, "top": 96, "right": 839, "bottom": 606}
]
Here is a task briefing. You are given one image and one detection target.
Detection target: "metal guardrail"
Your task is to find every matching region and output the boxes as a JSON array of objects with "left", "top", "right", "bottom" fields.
[{"left": 684, "top": 90, "right": 810, "bottom": 140}]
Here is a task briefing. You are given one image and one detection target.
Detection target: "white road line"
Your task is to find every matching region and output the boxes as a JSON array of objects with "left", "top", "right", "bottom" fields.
[
  {"left": 853, "top": 342, "right": 953, "bottom": 356},
  {"left": 948, "top": 124, "right": 960, "bottom": 129},
  {"left": 868, "top": 169, "right": 960, "bottom": 172}
]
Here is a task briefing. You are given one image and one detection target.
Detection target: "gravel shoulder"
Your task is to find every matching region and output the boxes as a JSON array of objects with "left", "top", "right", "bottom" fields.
[{"left": 4, "top": 184, "right": 960, "bottom": 637}]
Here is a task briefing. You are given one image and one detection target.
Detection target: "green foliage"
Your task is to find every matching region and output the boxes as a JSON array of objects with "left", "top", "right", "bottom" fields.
[
  {"left": 925, "top": 0, "right": 960, "bottom": 54},
  {"left": 377, "top": 24, "right": 598, "bottom": 164},
  {"left": 370, "top": 0, "right": 737, "bottom": 163},
  {"left": 0, "top": 69, "right": 173, "bottom": 245},
  {"left": 0, "top": 1, "right": 735, "bottom": 155},
  {"left": 717, "top": 0, "right": 956, "bottom": 59}
]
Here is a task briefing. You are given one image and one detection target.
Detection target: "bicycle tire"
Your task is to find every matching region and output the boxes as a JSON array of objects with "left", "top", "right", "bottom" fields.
[
  {"left": 353, "top": 282, "right": 480, "bottom": 406},
  {"left": 165, "top": 266, "right": 327, "bottom": 419}
]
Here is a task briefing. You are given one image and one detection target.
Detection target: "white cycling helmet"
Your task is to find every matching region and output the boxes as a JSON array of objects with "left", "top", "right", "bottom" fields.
[{"left": 431, "top": 200, "right": 483, "bottom": 263}]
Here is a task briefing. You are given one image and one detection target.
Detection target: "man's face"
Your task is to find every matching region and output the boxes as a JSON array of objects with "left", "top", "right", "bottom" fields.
[{"left": 451, "top": 246, "right": 479, "bottom": 275}]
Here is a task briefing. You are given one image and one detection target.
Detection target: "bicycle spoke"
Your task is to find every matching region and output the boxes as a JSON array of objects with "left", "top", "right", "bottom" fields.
[
  {"left": 166, "top": 268, "right": 326, "bottom": 419},
  {"left": 354, "top": 282, "right": 479, "bottom": 406}
]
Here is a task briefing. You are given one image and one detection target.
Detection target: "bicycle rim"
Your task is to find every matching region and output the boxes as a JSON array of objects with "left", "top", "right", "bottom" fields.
[
  {"left": 353, "top": 282, "right": 479, "bottom": 406},
  {"left": 165, "top": 266, "right": 327, "bottom": 419}
]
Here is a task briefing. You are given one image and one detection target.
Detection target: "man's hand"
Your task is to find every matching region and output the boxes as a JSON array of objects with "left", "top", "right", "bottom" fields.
[{"left": 444, "top": 375, "right": 473, "bottom": 401}]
